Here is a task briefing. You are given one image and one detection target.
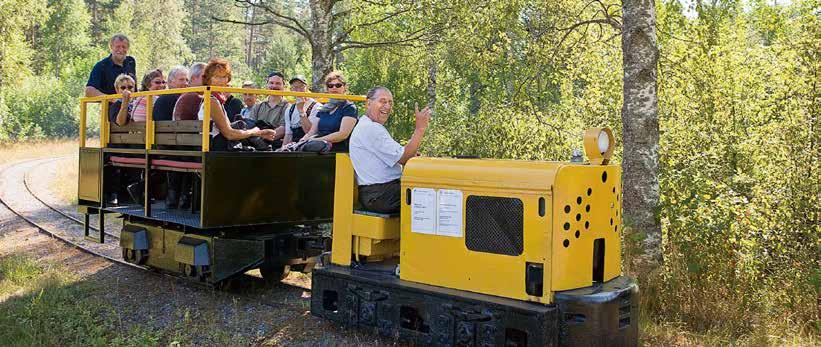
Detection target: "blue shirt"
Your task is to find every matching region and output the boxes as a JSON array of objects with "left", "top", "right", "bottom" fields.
[
  {"left": 317, "top": 102, "right": 358, "bottom": 152},
  {"left": 86, "top": 54, "right": 136, "bottom": 95}
]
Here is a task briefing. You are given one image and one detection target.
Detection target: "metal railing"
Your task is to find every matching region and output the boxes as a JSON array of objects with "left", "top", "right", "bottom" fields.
[{"left": 79, "top": 86, "right": 367, "bottom": 152}]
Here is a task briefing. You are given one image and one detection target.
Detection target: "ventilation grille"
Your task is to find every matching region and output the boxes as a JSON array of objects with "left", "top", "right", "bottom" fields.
[{"left": 465, "top": 196, "right": 523, "bottom": 256}]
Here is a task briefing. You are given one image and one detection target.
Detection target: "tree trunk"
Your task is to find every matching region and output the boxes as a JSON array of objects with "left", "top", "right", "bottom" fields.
[
  {"left": 621, "top": 0, "right": 661, "bottom": 271},
  {"left": 427, "top": 43, "right": 437, "bottom": 109},
  {"left": 309, "top": 0, "right": 335, "bottom": 90}
]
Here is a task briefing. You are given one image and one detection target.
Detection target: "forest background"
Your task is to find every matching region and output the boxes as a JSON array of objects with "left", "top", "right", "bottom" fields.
[{"left": 0, "top": 0, "right": 817, "bottom": 344}]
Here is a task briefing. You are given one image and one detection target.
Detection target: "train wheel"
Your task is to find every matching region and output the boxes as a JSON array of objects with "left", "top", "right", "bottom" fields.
[
  {"left": 183, "top": 263, "right": 197, "bottom": 277},
  {"left": 133, "top": 249, "right": 148, "bottom": 265},
  {"left": 122, "top": 248, "right": 133, "bottom": 262},
  {"left": 260, "top": 264, "right": 289, "bottom": 284}
]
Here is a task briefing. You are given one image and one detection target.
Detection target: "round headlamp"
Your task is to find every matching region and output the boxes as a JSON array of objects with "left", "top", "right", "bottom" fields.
[{"left": 583, "top": 127, "right": 615, "bottom": 165}]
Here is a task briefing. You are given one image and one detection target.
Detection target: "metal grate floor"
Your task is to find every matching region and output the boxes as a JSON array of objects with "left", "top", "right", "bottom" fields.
[{"left": 105, "top": 203, "right": 201, "bottom": 228}]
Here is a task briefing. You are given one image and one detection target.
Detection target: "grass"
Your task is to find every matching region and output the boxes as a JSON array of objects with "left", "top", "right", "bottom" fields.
[
  {"left": 0, "top": 138, "right": 83, "bottom": 166},
  {"left": 0, "top": 254, "right": 253, "bottom": 347}
]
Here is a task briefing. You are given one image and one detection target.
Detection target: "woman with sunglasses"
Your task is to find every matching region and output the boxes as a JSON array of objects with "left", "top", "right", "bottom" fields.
[
  {"left": 302, "top": 71, "right": 358, "bottom": 152},
  {"left": 198, "top": 58, "right": 276, "bottom": 151},
  {"left": 109, "top": 73, "right": 137, "bottom": 126},
  {"left": 112, "top": 69, "right": 165, "bottom": 126}
]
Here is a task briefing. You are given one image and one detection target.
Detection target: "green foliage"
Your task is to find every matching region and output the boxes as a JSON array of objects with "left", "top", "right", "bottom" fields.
[
  {"left": 0, "top": 0, "right": 816, "bottom": 342},
  {"left": 0, "top": 75, "right": 85, "bottom": 140}
]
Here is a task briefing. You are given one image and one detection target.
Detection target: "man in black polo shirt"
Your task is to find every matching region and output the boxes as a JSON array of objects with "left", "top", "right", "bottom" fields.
[{"left": 85, "top": 34, "right": 136, "bottom": 97}]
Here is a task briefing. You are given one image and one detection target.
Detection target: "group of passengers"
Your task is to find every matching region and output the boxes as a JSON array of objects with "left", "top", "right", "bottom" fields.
[{"left": 87, "top": 34, "right": 431, "bottom": 213}]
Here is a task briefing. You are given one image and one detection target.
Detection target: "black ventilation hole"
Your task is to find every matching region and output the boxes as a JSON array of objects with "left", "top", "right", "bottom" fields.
[
  {"left": 538, "top": 197, "right": 546, "bottom": 217},
  {"left": 610, "top": 218, "right": 614, "bottom": 225},
  {"left": 584, "top": 221, "right": 590, "bottom": 229},
  {"left": 585, "top": 205, "right": 591, "bottom": 212},
  {"left": 612, "top": 187, "right": 616, "bottom": 193},
  {"left": 575, "top": 213, "right": 581, "bottom": 221},
  {"left": 616, "top": 210, "right": 619, "bottom": 216},
  {"left": 563, "top": 239, "right": 570, "bottom": 248},
  {"left": 563, "top": 222, "right": 570, "bottom": 231},
  {"left": 602, "top": 171, "right": 608, "bottom": 183},
  {"left": 575, "top": 230, "right": 580, "bottom": 238},
  {"left": 615, "top": 225, "right": 618, "bottom": 232},
  {"left": 406, "top": 189, "right": 411, "bottom": 205},
  {"left": 564, "top": 205, "right": 571, "bottom": 213},
  {"left": 576, "top": 196, "right": 582, "bottom": 205},
  {"left": 587, "top": 188, "right": 592, "bottom": 196}
]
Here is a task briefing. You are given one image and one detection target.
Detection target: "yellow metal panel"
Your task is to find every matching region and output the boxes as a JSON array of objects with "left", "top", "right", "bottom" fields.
[
  {"left": 79, "top": 101, "right": 87, "bottom": 148},
  {"left": 202, "top": 90, "right": 211, "bottom": 152},
  {"left": 100, "top": 101, "right": 109, "bottom": 147},
  {"left": 351, "top": 214, "right": 400, "bottom": 239},
  {"left": 145, "top": 96, "right": 154, "bottom": 149},
  {"left": 355, "top": 237, "right": 400, "bottom": 257},
  {"left": 399, "top": 157, "right": 554, "bottom": 304},
  {"left": 551, "top": 165, "right": 622, "bottom": 291},
  {"left": 331, "top": 154, "right": 355, "bottom": 266}
]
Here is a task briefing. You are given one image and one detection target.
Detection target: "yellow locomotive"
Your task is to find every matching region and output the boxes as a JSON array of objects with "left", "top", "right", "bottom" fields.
[{"left": 311, "top": 128, "right": 638, "bottom": 346}]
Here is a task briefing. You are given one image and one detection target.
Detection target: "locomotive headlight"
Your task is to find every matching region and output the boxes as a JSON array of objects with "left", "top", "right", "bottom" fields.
[{"left": 583, "top": 128, "right": 615, "bottom": 165}]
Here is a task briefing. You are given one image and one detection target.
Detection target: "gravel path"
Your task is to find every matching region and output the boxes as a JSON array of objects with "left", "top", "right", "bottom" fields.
[{"left": 0, "top": 157, "right": 397, "bottom": 346}]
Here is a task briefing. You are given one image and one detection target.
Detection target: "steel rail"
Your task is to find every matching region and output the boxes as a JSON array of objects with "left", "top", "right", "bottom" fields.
[
  {"left": 0, "top": 158, "right": 141, "bottom": 270},
  {"left": 21, "top": 156, "right": 120, "bottom": 241}
]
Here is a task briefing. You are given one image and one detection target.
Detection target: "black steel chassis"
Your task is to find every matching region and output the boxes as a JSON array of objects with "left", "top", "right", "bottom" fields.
[{"left": 311, "top": 265, "right": 638, "bottom": 346}]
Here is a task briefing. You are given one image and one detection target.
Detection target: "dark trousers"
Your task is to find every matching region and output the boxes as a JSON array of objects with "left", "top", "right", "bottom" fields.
[{"left": 358, "top": 179, "right": 401, "bottom": 214}]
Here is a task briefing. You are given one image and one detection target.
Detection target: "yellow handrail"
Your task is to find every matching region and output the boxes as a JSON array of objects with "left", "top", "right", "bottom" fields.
[
  {"left": 77, "top": 86, "right": 367, "bottom": 151},
  {"left": 79, "top": 101, "right": 87, "bottom": 148},
  {"left": 100, "top": 100, "right": 109, "bottom": 146},
  {"left": 202, "top": 90, "right": 211, "bottom": 152},
  {"left": 145, "top": 96, "right": 154, "bottom": 149}
]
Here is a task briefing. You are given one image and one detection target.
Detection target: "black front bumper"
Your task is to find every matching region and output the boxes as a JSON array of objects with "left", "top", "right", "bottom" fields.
[{"left": 554, "top": 276, "right": 639, "bottom": 346}]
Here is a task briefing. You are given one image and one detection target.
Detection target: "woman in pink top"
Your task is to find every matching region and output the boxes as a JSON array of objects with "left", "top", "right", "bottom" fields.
[
  {"left": 114, "top": 69, "right": 166, "bottom": 125},
  {"left": 130, "top": 69, "right": 166, "bottom": 121}
]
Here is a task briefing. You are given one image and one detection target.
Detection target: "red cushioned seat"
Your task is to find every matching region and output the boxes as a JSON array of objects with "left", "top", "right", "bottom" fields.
[
  {"left": 151, "top": 159, "right": 203, "bottom": 170},
  {"left": 110, "top": 156, "right": 146, "bottom": 165}
]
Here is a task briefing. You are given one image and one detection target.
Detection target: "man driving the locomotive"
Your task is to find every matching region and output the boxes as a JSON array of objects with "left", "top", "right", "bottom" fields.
[{"left": 349, "top": 86, "right": 432, "bottom": 214}]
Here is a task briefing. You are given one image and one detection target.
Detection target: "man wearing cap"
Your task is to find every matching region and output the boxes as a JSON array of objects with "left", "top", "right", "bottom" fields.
[
  {"left": 282, "top": 74, "right": 322, "bottom": 147},
  {"left": 246, "top": 71, "right": 288, "bottom": 145},
  {"left": 85, "top": 34, "right": 136, "bottom": 97}
]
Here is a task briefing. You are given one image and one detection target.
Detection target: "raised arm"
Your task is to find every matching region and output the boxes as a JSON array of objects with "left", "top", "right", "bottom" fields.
[
  {"left": 398, "top": 104, "right": 431, "bottom": 165},
  {"left": 115, "top": 91, "right": 131, "bottom": 126}
]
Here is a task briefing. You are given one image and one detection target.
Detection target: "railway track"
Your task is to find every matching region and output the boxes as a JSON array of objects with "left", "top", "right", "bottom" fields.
[
  {"left": 0, "top": 157, "right": 139, "bottom": 270},
  {"left": 21, "top": 156, "right": 120, "bottom": 241}
]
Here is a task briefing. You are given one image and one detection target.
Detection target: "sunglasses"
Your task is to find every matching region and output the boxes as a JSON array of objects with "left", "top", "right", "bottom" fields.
[
  {"left": 152, "top": 80, "right": 167, "bottom": 85},
  {"left": 119, "top": 85, "right": 134, "bottom": 90},
  {"left": 326, "top": 82, "right": 345, "bottom": 89}
]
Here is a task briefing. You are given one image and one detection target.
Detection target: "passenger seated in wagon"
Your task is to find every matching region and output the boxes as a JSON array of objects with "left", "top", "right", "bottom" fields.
[
  {"left": 349, "top": 86, "right": 431, "bottom": 213},
  {"left": 152, "top": 65, "right": 189, "bottom": 121},
  {"left": 198, "top": 58, "right": 276, "bottom": 151},
  {"left": 302, "top": 71, "right": 358, "bottom": 152},
  {"left": 111, "top": 69, "right": 165, "bottom": 126}
]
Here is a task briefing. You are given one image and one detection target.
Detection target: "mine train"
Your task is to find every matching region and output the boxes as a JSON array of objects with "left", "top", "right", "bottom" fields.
[{"left": 78, "top": 86, "right": 638, "bottom": 346}]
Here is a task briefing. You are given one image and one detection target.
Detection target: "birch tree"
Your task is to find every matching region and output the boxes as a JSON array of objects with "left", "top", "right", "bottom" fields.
[{"left": 621, "top": 0, "right": 661, "bottom": 270}]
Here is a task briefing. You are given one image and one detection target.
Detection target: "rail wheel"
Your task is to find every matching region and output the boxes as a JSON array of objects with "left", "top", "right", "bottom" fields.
[
  {"left": 260, "top": 264, "right": 289, "bottom": 284},
  {"left": 133, "top": 249, "right": 148, "bottom": 265}
]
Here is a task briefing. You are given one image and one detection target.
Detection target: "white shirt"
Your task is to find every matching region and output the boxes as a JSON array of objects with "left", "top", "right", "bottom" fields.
[
  {"left": 283, "top": 100, "right": 321, "bottom": 136},
  {"left": 349, "top": 115, "right": 404, "bottom": 185},
  {"left": 197, "top": 96, "right": 224, "bottom": 137}
]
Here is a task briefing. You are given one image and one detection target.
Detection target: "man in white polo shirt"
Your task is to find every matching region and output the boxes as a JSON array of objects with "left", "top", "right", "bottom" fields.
[{"left": 349, "top": 86, "right": 432, "bottom": 213}]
